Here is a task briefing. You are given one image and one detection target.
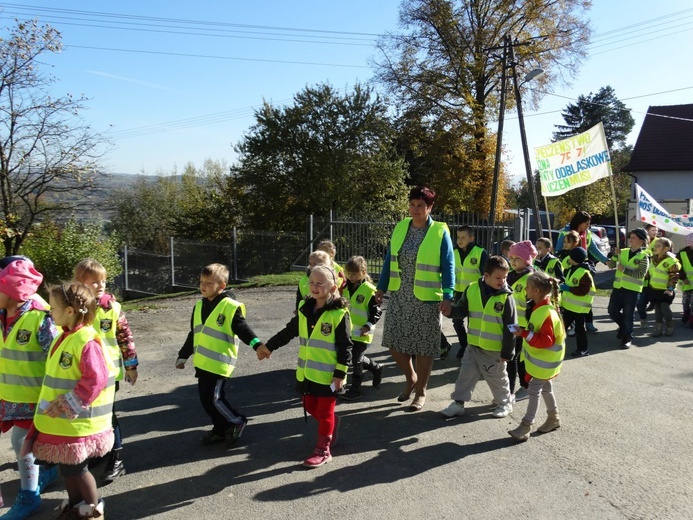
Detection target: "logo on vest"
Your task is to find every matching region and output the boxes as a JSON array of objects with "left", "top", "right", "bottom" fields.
[
  {"left": 100, "top": 319, "right": 113, "bottom": 333},
  {"left": 321, "top": 322, "right": 333, "bottom": 336},
  {"left": 216, "top": 314, "right": 226, "bottom": 327},
  {"left": 16, "top": 329, "right": 31, "bottom": 345},
  {"left": 527, "top": 323, "right": 535, "bottom": 332},
  {"left": 571, "top": 278, "right": 578, "bottom": 284},
  {"left": 470, "top": 258, "right": 478, "bottom": 265},
  {"left": 59, "top": 352, "right": 73, "bottom": 369},
  {"left": 493, "top": 302, "right": 504, "bottom": 312},
  {"left": 356, "top": 294, "right": 365, "bottom": 304},
  {"left": 514, "top": 284, "right": 523, "bottom": 293}
]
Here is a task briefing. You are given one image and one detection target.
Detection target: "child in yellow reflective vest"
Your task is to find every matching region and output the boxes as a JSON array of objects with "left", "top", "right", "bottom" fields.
[
  {"left": 648, "top": 238, "right": 681, "bottom": 337},
  {"left": 296, "top": 250, "right": 332, "bottom": 309},
  {"left": 24, "top": 282, "right": 114, "bottom": 519},
  {"left": 678, "top": 233, "right": 693, "bottom": 327},
  {"left": 258, "top": 265, "right": 353, "bottom": 469},
  {"left": 508, "top": 271, "right": 565, "bottom": 442},
  {"left": 0, "top": 259, "right": 58, "bottom": 519},
  {"left": 560, "top": 247, "right": 595, "bottom": 357},
  {"left": 317, "top": 240, "right": 346, "bottom": 291}
]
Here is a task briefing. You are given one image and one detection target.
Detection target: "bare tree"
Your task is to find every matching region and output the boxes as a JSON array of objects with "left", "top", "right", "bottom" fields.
[{"left": 0, "top": 19, "right": 106, "bottom": 254}]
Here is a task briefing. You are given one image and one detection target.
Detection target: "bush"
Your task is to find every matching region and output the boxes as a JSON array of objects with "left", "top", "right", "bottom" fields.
[{"left": 21, "top": 219, "right": 122, "bottom": 288}]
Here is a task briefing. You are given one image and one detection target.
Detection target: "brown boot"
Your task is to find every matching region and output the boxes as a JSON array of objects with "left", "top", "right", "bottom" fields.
[
  {"left": 664, "top": 321, "right": 675, "bottom": 336},
  {"left": 508, "top": 420, "right": 532, "bottom": 442},
  {"left": 537, "top": 409, "right": 561, "bottom": 433},
  {"left": 651, "top": 322, "right": 663, "bottom": 337},
  {"left": 302, "top": 435, "right": 332, "bottom": 468}
]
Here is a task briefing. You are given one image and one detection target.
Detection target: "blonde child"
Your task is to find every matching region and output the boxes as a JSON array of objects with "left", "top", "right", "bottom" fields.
[
  {"left": 648, "top": 238, "right": 681, "bottom": 337},
  {"left": 341, "top": 256, "right": 383, "bottom": 401},
  {"left": 508, "top": 271, "right": 565, "bottom": 441},
  {"left": 23, "top": 282, "right": 115, "bottom": 519},
  {"left": 0, "top": 259, "right": 58, "bottom": 520},
  {"left": 678, "top": 233, "right": 693, "bottom": 327},
  {"left": 297, "top": 250, "right": 332, "bottom": 308},
  {"left": 534, "top": 237, "right": 564, "bottom": 282},
  {"left": 317, "top": 240, "right": 346, "bottom": 289},
  {"left": 507, "top": 241, "right": 537, "bottom": 401},
  {"left": 73, "top": 258, "right": 137, "bottom": 482},
  {"left": 257, "top": 265, "right": 353, "bottom": 468},
  {"left": 560, "top": 247, "right": 596, "bottom": 357},
  {"left": 176, "top": 264, "right": 264, "bottom": 446}
]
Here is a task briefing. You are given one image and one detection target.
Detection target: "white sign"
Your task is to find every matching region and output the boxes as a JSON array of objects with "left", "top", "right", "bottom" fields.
[{"left": 635, "top": 184, "right": 693, "bottom": 236}]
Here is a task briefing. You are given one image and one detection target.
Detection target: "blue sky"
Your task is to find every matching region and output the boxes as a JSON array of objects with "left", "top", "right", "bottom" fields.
[{"left": 2, "top": 1, "right": 692, "bottom": 183}]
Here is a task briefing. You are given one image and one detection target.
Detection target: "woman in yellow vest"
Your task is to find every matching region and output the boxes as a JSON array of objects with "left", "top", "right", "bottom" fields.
[
  {"left": 258, "top": 265, "right": 352, "bottom": 468},
  {"left": 375, "top": 186, "right": 455, "bottom": 412},
  {"left": 22, "top": 283, "right": 115, "bottom": 519},
  {"left": 648, "top": 238, "right": 681, "bottom": 337},
  {"left": 508, "top": 271, "right": 565, "bottom": 442},
  {"left": 678, "top": 233, "right": 693, "bottom": 327},
  {"left": 607, "top": 228, "right": 649, "bottom": 349},
  {"left": 0, "top": 259, "right": 58, "bottom": 520},
  {"left": 559, "top": 247, "right": 595, "bottom": 357}
]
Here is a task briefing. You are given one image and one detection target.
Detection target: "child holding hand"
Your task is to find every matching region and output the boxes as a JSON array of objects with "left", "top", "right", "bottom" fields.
[
  {"left": 560, "top": 247, "right": 595, "bottom": 357},
  {"left": 257, "top": 265, "right": 353, "bottom": 468},
  {"left": 648, "top": 238, "right": 681, "bottom": 337},
  {"left": 508, "top": 271, "right": 565, "bottom": 441}
]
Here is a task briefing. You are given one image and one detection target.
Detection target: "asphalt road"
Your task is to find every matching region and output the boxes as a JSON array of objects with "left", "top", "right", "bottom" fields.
[{"left": 1, "top": 285, "right": 692, "bottom": 520}]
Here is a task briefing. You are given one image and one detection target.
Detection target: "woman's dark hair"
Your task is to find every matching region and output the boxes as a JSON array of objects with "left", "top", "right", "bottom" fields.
[
  {"left": 409, "top": 186, "right": 435, "bottom": 206},
  {"left": 569, "top": 211, "right": 591, "bottom": 231}
]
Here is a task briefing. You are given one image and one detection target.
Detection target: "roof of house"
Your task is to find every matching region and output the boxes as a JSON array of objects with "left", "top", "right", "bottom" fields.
[{"left": 624, "top": 103, "right": 693, "bottom": 172}]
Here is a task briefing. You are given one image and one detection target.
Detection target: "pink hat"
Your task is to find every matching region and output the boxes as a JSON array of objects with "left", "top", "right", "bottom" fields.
[
  {"left": 508, "top": 240, "right": 538, "bottom": 265},
  {"left": 0, "top": 259, "right": 43, "bottom": 301}
]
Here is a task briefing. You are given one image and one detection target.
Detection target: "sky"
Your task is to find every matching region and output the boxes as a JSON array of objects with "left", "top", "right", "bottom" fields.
[{"left": 1, "top": 1, "right": 692, "bottom": 184}]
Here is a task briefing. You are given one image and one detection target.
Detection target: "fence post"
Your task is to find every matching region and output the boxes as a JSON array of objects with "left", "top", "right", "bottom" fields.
[
  {"left": 170, "top": 237, "right": 175, "bottom": 287},
  {"left": 232, "top": 227, "right": 239, "bottom": 281},
  {"left": 309, "top": 214, "right": 314, "bottom": 253},
  {"left": 123, "top": 245, "right": 129, "bottom": 291},
  {"left": 329, "top": 208, "right": 334, "bottom": 242}
]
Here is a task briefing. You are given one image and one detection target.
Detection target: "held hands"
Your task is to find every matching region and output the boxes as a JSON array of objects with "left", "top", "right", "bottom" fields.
[
  {"left": 124, "top": 368, "right": 138, "bottom": 385},
  {"left": 175, "top": 358, "right": 186, "bottom": 369},
  {"left": 617, "top": 263, "right": 625, "bottom": 272},
  {"left": 358, "top": 326, "right": 370, "bottom": 337},
  {"left": 439, "top": 299, "right": 453, "bottom": 317},
  {"left": 374, "top": 290, "right": 384, "bottom": 305},
  {"left": 511, "top": 327, "right": 525, "bottom": 338},
  {"left": 256, "top": 344, "right": 272, "bottom": 361}
]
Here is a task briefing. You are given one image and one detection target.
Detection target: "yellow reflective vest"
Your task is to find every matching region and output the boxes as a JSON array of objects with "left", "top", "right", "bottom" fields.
[
  {"left": 454, "top": 245, "right": 484, "bottom": 292},
  {"left": 613, "top": 248, "right": 649, "bottom": 293},
  {"left": 343, "top": 281, "right": 376, "bottom": 344},
  {"left": 297, "top": 301, "right": 349, "bottom": 385},
  {"left": 648, "top": 252, "right": 680, "bottom": 290},
  {"left": 0, "top": 310, "right": 49, "bottom": 404},
  {"left": 466, "top": 281, "right": 509, "bottom": 352},
  {"left": 34, "top": 326, "right": 115, "bottom": 437},
  {"left": 680, "top": 250, "right": 693, "bottom": 291},
  {"left": 511, "top": 272, "right": 531, "bottom": 327},
  {"left": 522, "top": 304, "right": 565, "bottom": 380},
  {"left": 93, "top": 301, "right": 123, "bottom": 381},
  {"left": 192, "top": 297, "right": 244, "bottom": 378},
  {"left": 388, "top": 218, "right": 448, "bottom": 301},
  {"left": 561, "top": 267, "right": 595, "bottom": 314},
  {"left": 298, "top": 275, "right": 310, "bottom": 300}
]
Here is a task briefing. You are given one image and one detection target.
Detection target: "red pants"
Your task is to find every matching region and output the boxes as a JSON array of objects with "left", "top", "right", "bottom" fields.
[{"left": 302, "top": 395, "right": 336, "bottom": 437}]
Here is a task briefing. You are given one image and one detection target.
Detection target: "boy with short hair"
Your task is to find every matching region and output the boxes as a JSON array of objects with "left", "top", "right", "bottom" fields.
[
  {"left": 451, "top": 226, "right": 489, "bottom": 360},
  {"left": 534, "top": 237, "right": 564, "bottom": 282},
  {"left": 440, "top": 256, "right": 517, "bottom": 419},
  {"left": 560, "top": 248, "right": 596, "bottom": 357},
  {"left": 176, "top": 263, "right": 264, "bottom": 446},
  {"left": 500, "top": 240, "right": 515, "bottom": 264}
]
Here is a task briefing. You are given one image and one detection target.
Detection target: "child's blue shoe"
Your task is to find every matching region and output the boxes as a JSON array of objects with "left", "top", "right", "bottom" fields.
[
  {"left": 38, "top": 465, "right": 58, "bottom": 493},
  {"left": 0, "top": 489, "right": 41, "bottom": 520}
]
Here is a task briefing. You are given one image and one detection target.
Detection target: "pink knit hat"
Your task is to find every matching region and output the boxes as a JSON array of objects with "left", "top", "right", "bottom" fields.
[
  {"left": 508, "top": 240, "right": 538, "bottom": 265},
  {"left": 0, "top": 259, "right": 43, "bottom": 301}
]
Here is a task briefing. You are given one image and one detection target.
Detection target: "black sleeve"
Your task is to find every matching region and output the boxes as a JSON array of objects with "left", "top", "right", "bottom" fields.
[
  {"left": 449, "top": 287, "right": 470, "bottom": 319},
  {"left": 367, "top": 294, "right": 382, "bottom": 325},
  {"left": 334, "top": 313, "right": 353, "bottom": 379},
  {"left": 500, "top": 297, "right": 518, "bottom": 360},
  {"left": 232, "top": 308, "right": 260, "bottom": 347},
  {"left": 296, "top": 288, "right": 303, "bottom": 309},
  {"left": 554, "top": 261, "right": 565, "bottom": 283},
  {"left": 177, "top": 308, "right": 196, "bottom": 359},
  {"left": 265, "top": 315, "right": 300, "bottom": 351},
  {"left": 478, "top": 249, "right": 489, "bottom": 276}
]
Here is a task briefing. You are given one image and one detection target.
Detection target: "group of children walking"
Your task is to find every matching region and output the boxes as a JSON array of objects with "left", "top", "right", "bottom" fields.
[{"left": 0, "top": 258, "right": 138, "bottom": 520}]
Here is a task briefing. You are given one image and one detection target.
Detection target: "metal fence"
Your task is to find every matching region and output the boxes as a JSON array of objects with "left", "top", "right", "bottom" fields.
[{"left": 118, "top": 210, "right": 521, "bottom": 297}]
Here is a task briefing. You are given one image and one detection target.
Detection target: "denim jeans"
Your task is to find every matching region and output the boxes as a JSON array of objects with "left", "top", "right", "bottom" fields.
[{"left": 608, "top": 288, "right": 639, "bottom": 340}]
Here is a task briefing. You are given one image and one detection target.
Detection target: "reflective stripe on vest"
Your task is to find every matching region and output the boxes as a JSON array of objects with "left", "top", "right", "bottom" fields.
[
  {"left": 34, "top": 326, "right": 115, "bottom": 437},
  {"left": 387, "top": 218, "right": 448, "bottom": 301},
  {"left": 561, "top": 267, "right": 595, "bottom": 314},
  {"left": 648, "top": 252, "right": 680, "bottom": 290},
  {"left": 297, "top": 302, "right": 348, "bottom": 385},
  {"left": 192, "top": 298, "right": 244, "bottom": 378},
  {"left": 511, "top": 272, "right": 531, "bottom": 327},
  {"left": 522, "top": 305, "right": 565, "bottom": 380},
  {"left": 0, "top": 310, "right": 48, "bottom": 404},
  {"left": 344, "top": 281, "right": 376, "bottom": 344},
  {"left": 465, "top": 282, "right": 508, "bottom": 352},
  {"left": 94, "top": 301, "right": 123, "bottom": 381},
  {"left": 454, "top": 245, "right": 484, "bottom": 292},
  {"left": 680, "top": 251, "right": 693, "bottom": 291},
  {"left": 613, "top": 249, "right": 648, "bottom": 292}
]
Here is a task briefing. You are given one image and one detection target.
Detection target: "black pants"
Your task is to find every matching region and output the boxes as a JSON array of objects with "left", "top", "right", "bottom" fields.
[
  {"left": 351, "top": 340, "right": 379, "bottom": 389},
  {"left": 507, "top": 337, "right": 527, "bottom": 393},
  {"left": 562, "top": 308, "right": 588, "bottom": 352},
  {"left": 198, "top": 372, "right": 244, "bottom": 434}
]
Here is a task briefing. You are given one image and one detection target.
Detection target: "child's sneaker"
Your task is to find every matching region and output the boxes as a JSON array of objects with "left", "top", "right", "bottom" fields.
[
  {"left": 492, "top": 403, "right": 512, "bottom": 418},
  {"left": 1, "top": 489, "right": 41, "bottom": 520},
  {"left": 200, "top": 430, "right": 225, "bottom": 445},
  {"left": 225, "top": 417, "right": 248, "bottom": 447},
  {"left": 341, "top": 387, "right": 363, "bottom": 401},
  {"left": 513, "top": 387, "right": 529, "bottom": 401},
  {"left": 586, "top": 322, "right": 598, "bottom": 333},
  {"left": 440, "top": 401, "right": 465, "bottom": 418}
]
